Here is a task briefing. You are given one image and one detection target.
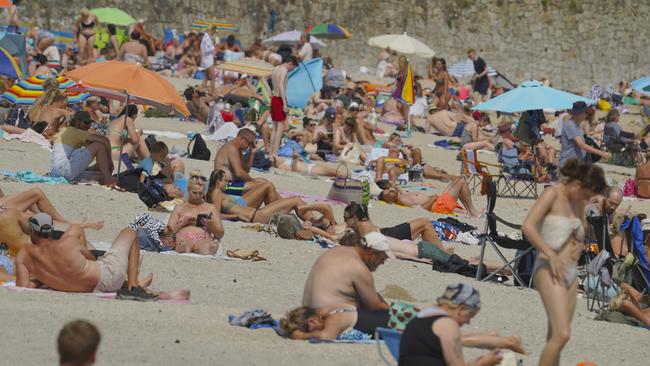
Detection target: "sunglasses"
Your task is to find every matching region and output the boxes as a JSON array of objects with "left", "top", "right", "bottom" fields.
[{"left": 189, "top": 175, "right": 207, "bottom": 182}]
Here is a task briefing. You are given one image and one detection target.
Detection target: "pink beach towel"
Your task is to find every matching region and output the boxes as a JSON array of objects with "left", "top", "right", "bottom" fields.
[
  {"left": 4, "top": 285, "right": 190, "bottom": 304},
  {"left": 279, "top": 191, "right": 346, "bottom": 206}
]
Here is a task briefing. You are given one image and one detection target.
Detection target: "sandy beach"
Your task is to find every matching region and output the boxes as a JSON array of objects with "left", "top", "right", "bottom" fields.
[{"left": 2, "top": 73, "right": 649, "bottom": 365}]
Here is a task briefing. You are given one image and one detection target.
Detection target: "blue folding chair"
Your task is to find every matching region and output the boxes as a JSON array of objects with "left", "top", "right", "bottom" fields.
[{"left": 375, "top": 327, "right": 401, "bottom": 365}]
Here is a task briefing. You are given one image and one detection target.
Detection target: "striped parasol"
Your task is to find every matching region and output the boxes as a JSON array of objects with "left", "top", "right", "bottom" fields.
[
  {"left": 191, "top": 19, "right": 238, "bottom": 32},
  {"left": 1, "top": 75, "right": 90, "bottom": 105},
  {"left": 306, "top": 23, "right": 351, "bottom": 39},
  {"left": 217, "top": 58, "right": 273, "bottom": 78},
  {"left": 448, "top": 58, "right": 497, "bottom": 78}
]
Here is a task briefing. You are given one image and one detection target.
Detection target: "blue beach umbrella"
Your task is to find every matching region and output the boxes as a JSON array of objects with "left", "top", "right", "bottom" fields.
[
  {"left": 286, "top": 58, "right": 323, "bottom": 108},
  {"left": 0, "top": 46, "right": 22, "bottom": 79},
  {"left": 472, "top": 80, "right": 594, "bottom": 113},
  {"left": 631, "top": 76, "right": 650, "bottom": 95}
]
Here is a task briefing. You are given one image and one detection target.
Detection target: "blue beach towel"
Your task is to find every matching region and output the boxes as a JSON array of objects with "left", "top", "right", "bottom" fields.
[{"left": 0, "top": 170, "right": 69, "bottom": 185}]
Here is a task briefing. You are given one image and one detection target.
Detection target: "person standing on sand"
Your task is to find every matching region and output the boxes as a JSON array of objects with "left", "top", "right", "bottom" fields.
[
  {"left": 522, "top": 159, "right": 607, "bottom": 366},
  {"left": 468, "top": 49, "right": 489, "bottom": 101},
  {"left": 200, "top": 26, "right": 217, "bottom": 93},
  {"left": 5, "top": 0, "right": 20, "bottom": 34},
  {"left": 269, "top": 55, "right": 298, "bottom": 158},
  {"left": 58, "top": 320, "right": 101, "bottom": 366}
]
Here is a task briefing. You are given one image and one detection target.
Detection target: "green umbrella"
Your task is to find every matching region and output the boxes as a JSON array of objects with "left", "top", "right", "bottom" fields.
[{"left": 90, "top": 7, "right": 136, "bottom": 26}]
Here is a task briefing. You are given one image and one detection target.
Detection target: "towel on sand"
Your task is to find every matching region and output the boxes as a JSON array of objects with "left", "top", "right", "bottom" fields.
[
  {"left": 2, "top": 284, "right": 190, "bottom": 304},
  {"left": 0, "top": 169, "right": 69, "bottom": 185}
]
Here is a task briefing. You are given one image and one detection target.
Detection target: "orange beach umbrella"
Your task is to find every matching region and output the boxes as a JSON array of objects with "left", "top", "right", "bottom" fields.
[{"left": 63, "top": 61, "right": 189, "bottom": 117}]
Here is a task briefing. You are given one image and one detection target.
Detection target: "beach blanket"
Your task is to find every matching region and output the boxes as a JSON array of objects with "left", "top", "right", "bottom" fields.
[
  {"left": 143, "top": 130, "right": 188, "bottom": 139},
  {"left": 2, "top": 284, "right": 190, "bottom": 304},
  {"left": 279, "top": 191, "right": 346, "bottom": 206},
  {"left": 0, "top": 169, "right": 69, "bottom": 185},
  {"left": 2, "top": 129, "right": 52, "bottom": 150},
  {"left": 429, "top": 140, "right": 460, "bottom": 150}
]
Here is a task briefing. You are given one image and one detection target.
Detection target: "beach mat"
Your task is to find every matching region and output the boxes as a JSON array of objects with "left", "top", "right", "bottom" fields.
[{"left": 3, "top": 284, "right": 190, "bottom": 304}]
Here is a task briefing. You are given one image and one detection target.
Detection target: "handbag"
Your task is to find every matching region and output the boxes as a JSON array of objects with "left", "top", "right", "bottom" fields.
[
  {"left": 187, "top": 133, "right": 211, "bottom": 161},
  {"left": 137, "top": 175, "right": 171, "bottom": 208},
  {"left": 327, "top": 165, "right": 365, "bottom": 204}
]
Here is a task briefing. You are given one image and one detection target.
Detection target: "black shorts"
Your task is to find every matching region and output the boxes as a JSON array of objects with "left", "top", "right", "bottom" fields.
[
  {"left": 380, "top": 222, "right": 412, "bottom": 240},
  {"left": 354, "top": 309, "right": 390, "bottom": 336}
]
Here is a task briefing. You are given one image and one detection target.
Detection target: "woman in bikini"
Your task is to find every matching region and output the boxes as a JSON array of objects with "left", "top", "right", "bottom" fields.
[
  {"left": 432, "top": 58, "right": 452, "bottom": 111},
  {"left": 74, "top": 8, "right": 100, "bottom": 65},
  {"left": 522, "top": 158, "right": 607, "bottom": 366},
  {"left": 107, "top": 105, "right": 149, "bottom": 160},
  {"left": 207, "top": 170, "right": 326, "bottom": 224},
  {"left": 166, "top": 175, "right": 222, "bottom": 255}
]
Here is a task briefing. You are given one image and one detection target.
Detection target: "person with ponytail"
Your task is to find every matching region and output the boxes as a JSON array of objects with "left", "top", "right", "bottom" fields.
[{"left": 522, "top": 158, "right": 607, "bottom": 366}]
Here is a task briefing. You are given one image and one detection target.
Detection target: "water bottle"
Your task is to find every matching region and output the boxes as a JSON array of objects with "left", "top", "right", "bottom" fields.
[{"left": 174, "top": 172, "right": 188, "bottom": 198}]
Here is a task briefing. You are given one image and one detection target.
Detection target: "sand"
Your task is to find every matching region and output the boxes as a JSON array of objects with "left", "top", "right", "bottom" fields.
[{"left": 1, "top": 79, "right": 649, "bottom": 365}]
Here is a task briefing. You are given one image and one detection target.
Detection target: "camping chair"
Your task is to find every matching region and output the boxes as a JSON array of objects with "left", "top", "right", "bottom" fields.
[
  {"left": 603, "top": 125, "right": 638, "bottom": 167},
  {"left": 475, "top": 180, "right": 535, "bottom": 287},
  {"left": 375, "top": 327, "right": 401, "bottom": 366},
  {"left": 583, "top": 214, "right": 616, "bottom": 311},
  {"left": 495, "top": 143, "right": 538, "bottom": 199},
  {"left": 459, "top": 149, "right": 499, "bottom": 194},
  {"left": 622, "top": 216, "right": 650, "bottom": 292}
]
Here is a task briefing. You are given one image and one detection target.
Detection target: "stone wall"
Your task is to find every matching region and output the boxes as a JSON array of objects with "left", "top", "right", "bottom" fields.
[{"left": 24, "top": 0, "right": 650, "bottom": 91}]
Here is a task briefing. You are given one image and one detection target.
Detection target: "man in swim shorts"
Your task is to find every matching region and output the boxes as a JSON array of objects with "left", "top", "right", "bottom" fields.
[
  {"left": 378, "top": 178, "right": 482, "bottom": 218},
  {"left": 269, "top": 55, "right": 298, "bottom": 158},
  {"left": 15, "top": 213, "right": 159, "bottom": 301}
]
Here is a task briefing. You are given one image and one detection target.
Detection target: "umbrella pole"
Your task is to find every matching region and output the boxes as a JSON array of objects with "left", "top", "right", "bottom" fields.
[
  {"left": 116, "top": 93, "right": 131, "bottom": 177},
  {"left": 301, "top": 61, "right": 317, "bottom": 94}
]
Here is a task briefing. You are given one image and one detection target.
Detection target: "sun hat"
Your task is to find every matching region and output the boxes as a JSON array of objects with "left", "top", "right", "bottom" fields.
[
  {"left": 362, "top": 232, "right": 395, "bottom": 259},
  {"left": 29, "top": 213, "right": 53, "bottom": 235},
  {"left": 437, "top": 283, "right": 481, "bottom": 309},
  {"left": 568, "top": 101, "right": 589, "bottom": 114}
]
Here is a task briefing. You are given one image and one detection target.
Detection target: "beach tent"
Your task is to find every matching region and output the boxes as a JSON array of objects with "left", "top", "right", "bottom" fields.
[
  {"left": 286, "top": 58, "right": 323, "bottom": 108},
  {"left": 0, "top": 31, "right": 28, "bottom": 76},
  {"left": 262, "top": 30, "right": 327, "bottom": 49},
  {"left": 472, "top": 80, "right": 594, "bottom": 113},
  {"left": 0, "top": 46, "right": 22, "bottom": 79},
  {"left": 367, "top": 33, "right": 434, "bottom": 58}
]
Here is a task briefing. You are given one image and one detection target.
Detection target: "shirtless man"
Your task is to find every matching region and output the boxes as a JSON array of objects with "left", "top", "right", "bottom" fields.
[
  {"left": 585, "top": 186, "right": 624, "bottom": 219},
  {"left": 213, "top": 128, "right": 278, "bottom": 198},
  {"left": 302, "top": 228, "right": 391, "bottom": 334},
  {"left": 378, "top": 178, "right": 482, "bottom": 218},
  {"left": 167, "top": 177, "right": 223, "bottom": 255},
  {"left": 15, "top": 213, "right": 187, "bottom": 301},
  {"left": 118, "top": 31, "right": 148, "bottom": 67},
  {"left": 269, "top": 55, "right": 298, "bottom": 158}
]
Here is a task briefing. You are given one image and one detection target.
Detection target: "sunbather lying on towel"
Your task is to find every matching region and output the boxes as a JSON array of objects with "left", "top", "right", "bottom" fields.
[
  {"left": 15, "top": 213, "right": 189, "bottom": 301},
  {"left": 166, "top": 175, "right": 223, "bottom": 255},
  {"left": 301, "top": 232, "right": 392, "bottom": 338},
  {"left": 378, "top": 178, "right": 482, "bottom": 218},
  {"left": 273, "top": 152, "right": 338, "bottom": 177}
]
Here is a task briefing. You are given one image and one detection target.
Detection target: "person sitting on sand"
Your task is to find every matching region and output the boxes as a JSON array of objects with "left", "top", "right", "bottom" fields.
[
  {"left": 400, "top": 283, "right": 524, "bottom": 366},
  {"left": 375, "top": 145, "right": 409, "bottom": 184},
  {"left": 107, "top": 105, "right": 149, "bottom": 161},
  {"left": 15, "top": 213, "right": 189, "bottom": 301},
  {"left": 166, "top": 173, "right": 223, "bottom": 255},
  {"left": 30, "top": 92, "right": 73, "bottom": 129},
  {"left": 50, "top": 111, "right": 116, "bottom": 186},
  {"left": 213, "top": 128, "right": 276, "bottom": 197},
  {"left": 301, "top": 231, "right": 392, "bottom": 336},
  {"left": 378, "top": 178, "right": 482, "bottom": 218}
]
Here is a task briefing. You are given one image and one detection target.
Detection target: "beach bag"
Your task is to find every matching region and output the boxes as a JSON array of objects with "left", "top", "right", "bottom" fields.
[
  {"left": 116, "top": 168, "right": 145, "bottom": 193},
  {"left": 327, "top": 165, "right": 365, "bottom": 204},
  {"left": 144, "top": 135, "right": 158, "bottom": 152},
  {"left": 252, "top": 150, "right": 273, "bottom": 171},
  {"left": 5, "top": 106, "right": 30, "bottom": 129},
  {"left": 187, "top": 133, "right": 211, "bottom": 161},
  {"left": 338, "top": 144, "right": 361, "bottom": 165},
  {"left": 635, "top": 162, "right": 650, "bottom": 198},
  {"left": 623, "top": 179, "right": 636, "bottom": 197},
  {"left": 137, "top": 175, "right": 171, "bottom": 208},
  {"left": 583, "top": 135, "right": 601, "bottom": 163},
  {"left": 387, "top": 302, "right": 419, "bottom": 331},
  {"left": 269, "top": 213, "right": 302, "bottom": 239}
]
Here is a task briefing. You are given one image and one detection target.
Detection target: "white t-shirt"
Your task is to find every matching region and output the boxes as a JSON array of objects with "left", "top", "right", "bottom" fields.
[
  {"left": 298, "top": 42, "right": 313, "bottom": 61},
  {"left": 43, "top": 45, "right": 60, "bottom": 63},
  {"left": 200, "top": 33, "right": 215, "bottom": 69}
]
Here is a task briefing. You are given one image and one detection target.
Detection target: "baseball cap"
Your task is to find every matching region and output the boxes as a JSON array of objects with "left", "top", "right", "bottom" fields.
[
  {"left": 325, "top": 107, "right": 336, "bottom": 119},
  {"left": 362, "top": 232, "right": 395, "bottom": 259},
  {"left": 73, "top": 110, "right": 93, "bottom": 124},
  {"left": 29, "top": 213, "right": 53, "bottom": 235},
  {"left": 437, "top": 283, "right": 481, "bottom": 309}
]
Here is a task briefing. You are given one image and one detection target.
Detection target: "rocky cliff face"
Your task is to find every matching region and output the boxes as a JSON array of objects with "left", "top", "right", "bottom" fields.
[{"left": 25, "top": 0, "right": 650, "bottom": 91}]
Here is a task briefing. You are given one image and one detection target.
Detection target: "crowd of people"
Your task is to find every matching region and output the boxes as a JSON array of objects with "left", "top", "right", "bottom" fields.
[{"left": 1, "top": 5, "right": 650, "bottom": 366}]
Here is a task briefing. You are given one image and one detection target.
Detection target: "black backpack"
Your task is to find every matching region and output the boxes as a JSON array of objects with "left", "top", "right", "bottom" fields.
[
  {"left": 187, "top": 133, "right": 211, "bottom": 161},
  {"left": 252, "top": 150, "right": 273, "bottom": 171},
  {"left": 137, "top": 175, "right": 171, "bottom": 208}
]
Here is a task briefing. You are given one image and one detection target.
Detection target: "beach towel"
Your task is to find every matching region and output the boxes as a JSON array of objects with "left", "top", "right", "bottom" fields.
[
  {"left": 431, "top": 221, "right": 461, "bottom": 241},
  {"left": 279, "top": 191, "right": 346, "bottom": 206},
  {"left": 430, "top": 139, "right": 461, "bottom": 150},
  {"left": 2, "top": 284, "right": 190, "bottom": 304},
  {"left": 228, "top": 309, "right": 277, "bottom": 329},
  {"left": 0, "top": 169, "right": 69, "bottom": 185},
  {"left": 2, "top": 128, "right": 52, "bottom": 150},
  {"left": 308, "top": 336, "right": 375, "bottom": 344},
  {"left": 142, "top": 130, "right": 188, "bottom": 139}
]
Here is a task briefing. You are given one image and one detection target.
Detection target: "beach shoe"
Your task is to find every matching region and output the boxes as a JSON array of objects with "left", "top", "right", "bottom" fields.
[{"left": 116, "top": 285, "right": 159, "bottom": 302}]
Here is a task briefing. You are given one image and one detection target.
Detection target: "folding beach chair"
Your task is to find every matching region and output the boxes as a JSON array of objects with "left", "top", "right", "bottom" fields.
[
  {"left": 621, "top": 216, "right": 650, "bottom": 292},
  {"left": 583, "top": 214, "right": 616, "bottom": 311},
  {"left": 375, "top": 327, "right": 401, "bottom": 366},
  {"left": 475, "top": 180, "right": 535, "bottom": 287},
  {"left": 495, "top": 143, "right": 538, "bottom": 199},
  {"left": 459, "top": 149, "right": 499, "bottom": 194},
  {"left": 604, "top": 126, "right": 638, "bottom": 167}
]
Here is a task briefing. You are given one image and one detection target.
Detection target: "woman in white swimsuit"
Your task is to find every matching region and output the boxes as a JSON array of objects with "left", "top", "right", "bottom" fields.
[{"left": 522, "top": 158, "right": 607, "bottom": 366}]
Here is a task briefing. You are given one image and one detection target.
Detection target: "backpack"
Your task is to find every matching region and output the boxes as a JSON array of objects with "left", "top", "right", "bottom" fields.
[
  {"left": 269, "top": 213, "right": 302, "bottom": 239},
  {"left": 187, "top": 133, "right": 211, "bottom": 160},
  {"left": 252, "top": 150, "right": 273, "bottom": 171},
  {"left": 116, "top": 168, "right": 145, "bottom": 193},
  {"left": 513, "top": 249, "right": 537, "bottom": 287},
  {"left": 137, "top": 175, "right": 171, "bottom": 208}
]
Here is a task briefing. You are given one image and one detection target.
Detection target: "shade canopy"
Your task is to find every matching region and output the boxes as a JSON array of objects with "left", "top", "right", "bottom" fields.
[
  {"left": 262, "top": 30, "right": 327, "bottom": 49},
  {"left": 631, "top": 77, "right": 650, "bottom": 95},
  {"left": 217, "top": 58, "right": 273, "bottom": 78},
  {"left": 286, "top": 58, "right": 323, "bottom": 108},
  {"left": 306, "top": 23, "right": 351, "bottom": 39},
  {"left": 472, "top": 80, "right": 594, "bottom": 113},
  {"left": 367, "top": 33, "right": 434, "bottom": 58},
  {"left": 90, "top": 8, "right": 136, "bottom": 26},
  {"left": 1, "top": 75, "right": 90, "bottom": 105},
  {"left": 0, "top": 46, "right": 22, "bottom": 79},
  {"left": 64, "top": 61, "right": 189, "bottom": 116},
  {"left": 0, "top": 32, "right": 28, "bottom": 76},
  {"left": 448, "top": 58, "right": 497, "bottom": 78}
]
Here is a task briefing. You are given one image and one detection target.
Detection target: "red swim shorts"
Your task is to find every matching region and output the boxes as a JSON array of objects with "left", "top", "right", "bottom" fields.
[
  {"left": 431, "top": 192, "right": 461, "bottom": 214},
  {"left": 270, "top": 96, "right": 286, "bottom": 122}
]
